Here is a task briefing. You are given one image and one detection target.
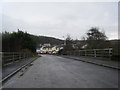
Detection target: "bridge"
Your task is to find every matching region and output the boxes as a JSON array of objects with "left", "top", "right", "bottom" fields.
[{"left": 1, "top": 50, "right": 118, "bottom": 88}]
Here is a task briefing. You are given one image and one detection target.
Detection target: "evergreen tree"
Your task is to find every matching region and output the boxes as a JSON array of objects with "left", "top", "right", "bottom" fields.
[
  {"left": 85, "top": 27, "right": 108, "bottom": 49},
  {"left": 2, "top": 30, "right": 36, "bottom": 53}
]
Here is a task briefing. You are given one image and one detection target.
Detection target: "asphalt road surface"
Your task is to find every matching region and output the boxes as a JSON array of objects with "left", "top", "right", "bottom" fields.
[{"left": 3, "top": 55, "right": 118, "bottom": 88}]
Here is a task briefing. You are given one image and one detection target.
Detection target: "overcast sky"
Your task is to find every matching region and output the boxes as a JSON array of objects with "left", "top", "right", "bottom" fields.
[{"left": 1, "top": 2, "right": 118, "bottom": 40}]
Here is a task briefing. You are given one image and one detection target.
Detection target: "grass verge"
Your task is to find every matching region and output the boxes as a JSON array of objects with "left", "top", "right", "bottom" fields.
[{"left": 33, "top": 55, "right": 42, "bottom": 58}]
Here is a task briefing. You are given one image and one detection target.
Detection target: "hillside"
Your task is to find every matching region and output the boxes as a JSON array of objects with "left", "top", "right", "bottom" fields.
[
  {"left": 109, "top": 39, "right": 120, "bottom": 45},
  {"left": 2, "top": 31, "right": 64, "bottom": 52},
  {"left": 30, "top": 35, "right": 64, "bottom": 46}
]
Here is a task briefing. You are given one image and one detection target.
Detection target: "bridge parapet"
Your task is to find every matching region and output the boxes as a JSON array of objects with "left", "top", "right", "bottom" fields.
[
  {"left": 1, "top": 52, "right": 32, "bottom": 66},
  {"left": 66, "top": 48, "right": 112, "bottom": 59}
]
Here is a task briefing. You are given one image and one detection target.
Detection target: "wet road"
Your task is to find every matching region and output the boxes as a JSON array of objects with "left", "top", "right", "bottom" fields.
[
  {"left": 3, "top": 55, "right": 118, "bottom": 88},
  {"left": 2, "top": 57, "right": 37, "bottom": 79}
]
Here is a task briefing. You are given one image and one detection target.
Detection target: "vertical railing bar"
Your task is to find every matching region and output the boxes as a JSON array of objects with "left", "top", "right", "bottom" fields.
[{"left": 13, "top": 52, "right": 14, "bottom": 63}]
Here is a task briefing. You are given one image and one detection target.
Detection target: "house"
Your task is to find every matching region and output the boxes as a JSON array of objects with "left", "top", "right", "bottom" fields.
[{"left": 36, "top": 44, "right": 63, "bottom": 54}]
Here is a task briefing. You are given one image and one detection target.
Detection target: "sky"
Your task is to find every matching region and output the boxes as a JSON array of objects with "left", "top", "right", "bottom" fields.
[{"left": 0, "top": 1, "right": 118, "bottom": 40}]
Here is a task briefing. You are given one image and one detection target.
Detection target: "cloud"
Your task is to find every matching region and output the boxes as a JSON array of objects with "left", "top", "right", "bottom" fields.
[{"left": 2, "top": 2, "right": 118, "bottom": 40}]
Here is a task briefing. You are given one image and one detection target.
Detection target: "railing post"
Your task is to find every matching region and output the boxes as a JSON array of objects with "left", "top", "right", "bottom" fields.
[
  {"left": 19, "top": 53, "right": 21, "bottom": 60},
  {"left": 85, "top": 50, "right": 86, "bottom": 56},
  {"left": 79, "top": 51, "right": 81, "bottom": 56},
  {"left": 74, "top": 51, "right": 75, "bottom": 56},
  {"left": 109, "top": 48, "right": 112, "bottom": 59},
  {"left": 74, "top": 51, "right": 76, "bottom": 56},
  {"left": 24, "top": 53, "right": 26, "bottom": 59},
  {"left": 13, "top": 52, "right": 14, "bottom": 62},
  {"left": 1, "top": 52, "right": 4, "bottom": 65},
  {"left": 69, "top": 51, "right": 71, "bottom": 56},
  {"left": 71, "top": 51, "right": 74, "bottom": 56},
  {"left": 68, "top": 51, "right": 70, "bottom": 56},
  {"left": 94, "top": 49, "right": 96, "bottom": 57}
]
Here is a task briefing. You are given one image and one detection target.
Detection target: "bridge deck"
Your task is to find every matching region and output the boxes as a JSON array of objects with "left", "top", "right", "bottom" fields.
[{"left": 3, "top": 55, "right": 118, "bottom": 88}]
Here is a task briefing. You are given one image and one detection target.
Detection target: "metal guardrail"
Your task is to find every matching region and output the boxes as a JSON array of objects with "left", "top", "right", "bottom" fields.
[
  {"left": 66, "top": 48, "right": 112, "bottom": 58},
  {"left": 1, "top": 52, "right": 32, "bottom": 66}
]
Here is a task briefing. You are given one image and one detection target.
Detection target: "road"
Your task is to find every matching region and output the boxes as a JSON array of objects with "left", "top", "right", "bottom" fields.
[{"left": 3, "top": 55, "right": 118, "bottom": 88}]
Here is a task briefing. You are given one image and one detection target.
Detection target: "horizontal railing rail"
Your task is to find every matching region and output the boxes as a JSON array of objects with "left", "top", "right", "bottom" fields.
[
  {"left": 1, "top": 52, "right": 32, "bottom": 66},
  {"left": 65, "top": 48, "right": 112, "bottom": 58}
]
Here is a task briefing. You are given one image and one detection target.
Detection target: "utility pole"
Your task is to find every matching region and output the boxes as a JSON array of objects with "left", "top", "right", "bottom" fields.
[{"left": 63, "top": 36, "right": 66, "bottom": 46}]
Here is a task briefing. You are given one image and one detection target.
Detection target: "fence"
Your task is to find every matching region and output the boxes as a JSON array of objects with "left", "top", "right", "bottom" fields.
[
  {"left": 1, "top": 52, "right": 32, "bottom": 66},
  {"left": 66, "top": 48, "right": 112, "bottom": 58}
]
